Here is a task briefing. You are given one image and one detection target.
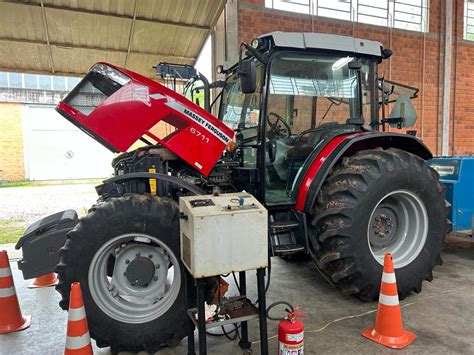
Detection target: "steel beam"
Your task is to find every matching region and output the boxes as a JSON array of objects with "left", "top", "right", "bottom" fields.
[
  {"left": 39, "top": 0, "right": 55, "bottom": 73},
  {"left": 124, "top": 0, "right": 140, "bottom": 68}
]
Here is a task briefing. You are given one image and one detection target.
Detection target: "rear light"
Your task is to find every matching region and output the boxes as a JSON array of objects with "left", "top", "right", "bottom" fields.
[{"left": 91, "top": 63, "right": 130, "bottom": 85}]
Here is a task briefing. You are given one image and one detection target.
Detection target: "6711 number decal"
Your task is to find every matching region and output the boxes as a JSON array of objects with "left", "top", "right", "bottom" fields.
[{"left": 190, "top": 127, "right": 210, "bottom": 144}]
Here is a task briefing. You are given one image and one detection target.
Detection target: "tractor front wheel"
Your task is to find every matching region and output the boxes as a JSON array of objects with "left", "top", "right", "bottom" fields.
[
  {"left": 56, "top": 194, "right": 193, "bottom": 353},
  {"left": 309, "top": 148, "right": 449, "bottom": 301}
]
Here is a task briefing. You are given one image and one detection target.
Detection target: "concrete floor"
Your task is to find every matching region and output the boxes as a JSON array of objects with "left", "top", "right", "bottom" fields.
[{"left": 1, "top": 235, "right": 473, "bottom": 355}]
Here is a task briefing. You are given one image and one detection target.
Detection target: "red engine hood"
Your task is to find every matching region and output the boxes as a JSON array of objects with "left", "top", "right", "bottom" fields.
[{"left": 56, "top": 62, "right": 234, "bottom": 176}]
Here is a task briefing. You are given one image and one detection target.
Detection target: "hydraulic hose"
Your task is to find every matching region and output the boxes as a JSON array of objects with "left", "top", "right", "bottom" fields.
[{"left": 266, "top": 301, "right": 295, "bottom": 321}]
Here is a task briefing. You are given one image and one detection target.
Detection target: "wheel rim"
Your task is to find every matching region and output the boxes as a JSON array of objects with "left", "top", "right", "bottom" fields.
[
  {"left": 88, "top": 233, "right": 181, "bottom": 324},
  {"left": 367, "top": 190, "right": 428, "bottom": 268}
]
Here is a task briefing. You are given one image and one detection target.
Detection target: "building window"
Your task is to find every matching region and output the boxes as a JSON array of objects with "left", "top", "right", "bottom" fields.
[
  {"left": 465, "top": 0, "right": 474, "bottom": 40},
  {"left": 38, "top": 74, "right": 52, "bottom": 90},
  {"left": 24, "top": 74, "right": 38, "bottom": 89},
  {"left": 53, "top": 76, "right": 67, "bottom": 91},
  {"left": 8, "top": 73, "right": 22, "bottom": 88},
  {"left": 265, "top": 0, "right": 429, "bottom": 32},
  {"left": 67, "top": 77, "right": 81, "bottom": 90},
  {"left": 0, "top": 72, "right": 7, "bottom": 87},
  {"left": 0, "top": 72, "right": 79, "bottom": 91}
]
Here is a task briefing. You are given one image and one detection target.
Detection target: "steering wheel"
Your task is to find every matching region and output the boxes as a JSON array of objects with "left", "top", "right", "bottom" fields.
[{"left": 266, "top": 112, "right": 292, "bottom": 139}]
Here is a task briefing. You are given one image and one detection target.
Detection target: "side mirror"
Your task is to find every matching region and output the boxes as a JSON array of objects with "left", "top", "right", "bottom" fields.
[
  {"left": 239, "top": 60, "right": 256, "bottom": 94},
  {"left": 388, "top": 94, "right": 417, "bottom": 128}
]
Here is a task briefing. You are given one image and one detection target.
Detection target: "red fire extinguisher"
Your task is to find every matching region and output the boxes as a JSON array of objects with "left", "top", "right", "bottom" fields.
[{"left": 278, "top": 306, "right": 304, "bottom": 354}]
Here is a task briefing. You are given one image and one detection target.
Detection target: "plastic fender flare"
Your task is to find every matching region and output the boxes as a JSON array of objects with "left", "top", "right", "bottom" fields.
[
  {"left": 295, "top": 132, "right": 433, "bottom": 213},
  {"left": 96, "top": 172, "right": 206, "bottom": 196}
]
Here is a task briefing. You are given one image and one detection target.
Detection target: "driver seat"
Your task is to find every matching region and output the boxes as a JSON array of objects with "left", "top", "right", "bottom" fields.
[
  {"left": 286, "top": 121, "right": 340, "bottom": 160},
  {"left": 285, "top": 121, "right": 340, "bottom": 191}
]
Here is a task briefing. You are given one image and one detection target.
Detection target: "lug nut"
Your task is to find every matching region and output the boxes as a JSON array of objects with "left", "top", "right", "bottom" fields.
[
  {"left": 156, "top": 264, "right": 160, "bottom": 269},
  {"left": 125, "top": 259, "right": 130, "bottom": 264},
  {"left": 148, "top": 254, "right": 153, "bottom": 258},
  {"left": 136, "top": 252, "right": 141, "bottom": 257},
  {"left": 153, "top": 276, "right": 158, "bottom": 281}
]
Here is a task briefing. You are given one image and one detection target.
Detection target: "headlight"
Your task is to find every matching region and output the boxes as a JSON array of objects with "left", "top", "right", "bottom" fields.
[
  {"left": 91, "top": 63, "right": 130, "bottom": 85},
  {"left": 251, "top": 38, "right": 262, "bottom": 49}
]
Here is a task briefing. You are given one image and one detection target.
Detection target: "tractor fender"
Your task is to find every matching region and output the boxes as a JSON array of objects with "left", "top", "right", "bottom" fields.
[
  {"left": 295, "top": 131, "right": 432, "bottom": 213},
  {"left": 96, "top": 172, "right": 206, "bottom": 197}
]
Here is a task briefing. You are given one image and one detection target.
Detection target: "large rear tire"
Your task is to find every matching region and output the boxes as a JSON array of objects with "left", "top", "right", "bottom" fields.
[
  {"left": 56, "top": 194, "right": 199, "bottom": 353},
  {"left": 309, "top": 148, "right": 449, "bottom": 301}
]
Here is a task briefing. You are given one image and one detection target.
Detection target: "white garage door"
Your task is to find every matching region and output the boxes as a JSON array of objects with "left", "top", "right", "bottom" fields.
[{"left": 24, "top": 106, "right": 113, "bottom": 180}]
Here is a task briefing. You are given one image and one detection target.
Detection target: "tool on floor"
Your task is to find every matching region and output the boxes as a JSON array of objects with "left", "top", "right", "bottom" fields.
[
  {"left": 362, "top": 253, "right": 416, "bottom": 349},
  {"left": 64, "top": 282, "right": 93, "bottom": 355},
  {"left": 28, "top": 272, "right": 59, "bottom": 288},
  {"left": 0, "top": 250, "right": 31, "bottom": 334}
]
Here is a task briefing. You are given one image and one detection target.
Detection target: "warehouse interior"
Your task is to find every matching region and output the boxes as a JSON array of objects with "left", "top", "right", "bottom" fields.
[{"left": 0, "top": 0, "right": 473, "bottom": 354}]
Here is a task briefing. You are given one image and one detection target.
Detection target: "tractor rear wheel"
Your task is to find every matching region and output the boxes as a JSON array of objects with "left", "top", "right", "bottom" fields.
[
  {"left": 309, "top": 148, "right": 449, "bottom": 301},
  {"left": 56, "top": 194, "right": 205, "bottom": 353}
]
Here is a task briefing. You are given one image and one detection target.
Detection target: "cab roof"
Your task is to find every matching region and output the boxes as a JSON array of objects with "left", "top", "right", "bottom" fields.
[{"left": 259, "top": 32, "right": 383, "bottom": 57}]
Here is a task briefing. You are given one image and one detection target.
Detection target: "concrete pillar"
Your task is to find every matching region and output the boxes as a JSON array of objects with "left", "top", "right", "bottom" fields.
[
  {"left": 441, "top": 0, "right": 453, "bottom": 156},
  {"left": 213, "top": 0, "right": 239, "bottom": 76}
]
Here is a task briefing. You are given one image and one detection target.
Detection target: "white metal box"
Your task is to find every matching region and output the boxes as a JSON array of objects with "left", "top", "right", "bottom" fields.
[{"left": 179, "top": 192, "right": 268, "bottom": 278}]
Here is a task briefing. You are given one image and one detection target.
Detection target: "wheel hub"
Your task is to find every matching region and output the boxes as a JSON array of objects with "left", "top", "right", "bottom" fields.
[
  {"left": 367, "top": 190, "right": 428, "bottom": 268},
  {"left": 124, "top": 256, "right": 156, "bottom": 287},
  {"left": 369, "top": 206, "right": 398, "bottom": 248}
]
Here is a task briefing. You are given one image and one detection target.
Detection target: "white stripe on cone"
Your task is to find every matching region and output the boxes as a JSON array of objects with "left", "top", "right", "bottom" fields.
[
  {"left": 0, "top": 286, "right": 16, "bottom": 298},
  {"left": 66, "top": 332, "right": 91, "bottom": 350},
  {"left": 379, "top": 293, "right": 399, "bottom": 306},
  {"left": 0, "top": 267, "right": 12, "bottom": 277},
  {"left": 381, "top": 272, "right": 396, "bottom": 284},
  {"left": 68, "top": 306, "right": 87, "bottom": 321}
]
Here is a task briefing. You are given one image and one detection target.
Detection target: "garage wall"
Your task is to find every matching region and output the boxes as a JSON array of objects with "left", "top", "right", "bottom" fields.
[
  {"left": 0, "top": 103, "right": 25, "bottom": 181},
  {"left": 236, "top": 0, "right": 474, "bottom": 157}
]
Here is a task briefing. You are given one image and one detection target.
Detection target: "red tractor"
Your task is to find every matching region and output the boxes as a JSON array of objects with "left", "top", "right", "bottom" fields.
[{"left": 17, "top": 32, "right": 449, "bottom": 353}]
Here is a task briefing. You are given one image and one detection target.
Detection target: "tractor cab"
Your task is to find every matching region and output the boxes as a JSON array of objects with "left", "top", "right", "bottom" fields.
[{"left": 217, "top": 32, "right": 417, "bottom": 206}]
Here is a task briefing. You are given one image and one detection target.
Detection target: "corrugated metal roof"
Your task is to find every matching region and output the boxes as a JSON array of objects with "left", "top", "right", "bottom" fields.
[{"left": 0, "top": 0, "right": 225, "bottom": 77}]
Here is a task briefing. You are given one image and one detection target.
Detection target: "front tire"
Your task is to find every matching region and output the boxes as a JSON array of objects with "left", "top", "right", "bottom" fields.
[
  {"left": 309, "top": 148, "right": 449, "bottom": 301},
  {"left": 56, "top": 194, "right": 189, "bottom": 353}
]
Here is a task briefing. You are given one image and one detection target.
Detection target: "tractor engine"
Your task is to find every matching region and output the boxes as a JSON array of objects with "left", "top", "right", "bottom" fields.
[{"left": 100, "top": 145, "right": 239, "bottom": 199}]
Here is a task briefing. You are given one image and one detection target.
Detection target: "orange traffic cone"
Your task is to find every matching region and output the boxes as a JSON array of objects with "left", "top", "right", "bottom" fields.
[
  {"left": 362, "top": 253, "right": 416, "bottom": 349},
  {"left": 64, "top": 282, "right": 93, "bottom": 354},
  {"left": 0, "top": 250, "right": 31, "bottom": 334},
  {"left": 28, "top": 272, "right": 59, "bottom": 288}
]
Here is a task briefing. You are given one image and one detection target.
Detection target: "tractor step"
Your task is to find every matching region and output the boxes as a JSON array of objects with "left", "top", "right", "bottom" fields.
[
  {"left": 269, "top": 221, "right": 300, "bottom": 232},
  {"left": 273, "top": 244, "right": 305, "bottom": 255}
]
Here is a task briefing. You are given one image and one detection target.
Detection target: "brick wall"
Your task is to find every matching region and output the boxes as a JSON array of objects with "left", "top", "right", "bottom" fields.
[
  {"left": 0, "top": 103, "right": 25, "bottom": 181},
  {"left": 237, "top": 0, "right": 473, "bottom": 156}
]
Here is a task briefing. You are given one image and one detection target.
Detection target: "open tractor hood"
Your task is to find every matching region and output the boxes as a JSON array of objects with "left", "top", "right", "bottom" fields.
[{"left": 56, "top": 62, "right": 234, "bottom": 176}]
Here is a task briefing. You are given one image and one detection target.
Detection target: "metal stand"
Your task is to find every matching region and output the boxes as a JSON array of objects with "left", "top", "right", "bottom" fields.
[
  {"left": 256, "top": 268, "right": 268, "bottom": 355},
  {"left": 186, "top": 268, "right": 269, "bottom": 355},
  {"left": 238, "top": 271, "right": 251, "bottom": 350}
]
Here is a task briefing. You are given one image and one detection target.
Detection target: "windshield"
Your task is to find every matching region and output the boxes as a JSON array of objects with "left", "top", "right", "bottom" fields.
[{"left": 268, "top": 52, "right": 376, "bottom": 131}]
